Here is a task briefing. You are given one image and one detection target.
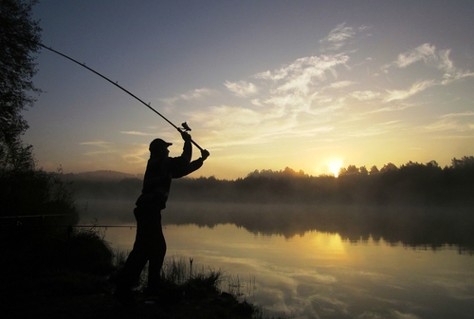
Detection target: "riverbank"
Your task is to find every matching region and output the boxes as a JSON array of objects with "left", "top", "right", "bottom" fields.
[
  {"left": 3, "top": 270, "right": 257, "bottom": 319},
  {"left": 1, "top": 227, "right": 261, "bottom": 319}
]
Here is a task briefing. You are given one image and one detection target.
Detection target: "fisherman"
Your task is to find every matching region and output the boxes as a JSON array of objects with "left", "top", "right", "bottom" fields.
[{"left": 115, "top": 130, "right": 209, "bottom": 305}]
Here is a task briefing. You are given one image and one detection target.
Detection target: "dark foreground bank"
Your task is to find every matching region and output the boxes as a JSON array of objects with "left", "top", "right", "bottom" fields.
[
  {"left": 0, "top": 227, "right": 261, "bottom": 319},
  {"left": 3, "top": 276, "right": 256, "bottom": 319}
]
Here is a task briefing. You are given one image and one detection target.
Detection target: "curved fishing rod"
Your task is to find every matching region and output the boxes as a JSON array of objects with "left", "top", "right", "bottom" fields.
[{"left": 38, "top": 43, "right": 206, "bottom": 152}]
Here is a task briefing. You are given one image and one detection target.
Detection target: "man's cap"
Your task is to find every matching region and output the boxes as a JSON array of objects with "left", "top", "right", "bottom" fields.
[{"left": 149, "top": 138, "right": 172, "bottom": 152}]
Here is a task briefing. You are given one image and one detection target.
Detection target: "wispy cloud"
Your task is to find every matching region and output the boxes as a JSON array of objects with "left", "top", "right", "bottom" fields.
[
  {"left": 80, "top": 140, "right": 112, "bottom": 148},
  {"left": 424, "top": 111, "right": 474, "bottom": 132},
  {"left": 440, "top": 111, "right": 474, "bottom": 118},
  {"left": 323, "top": 80, "right": 355, "bottom": 90},
  {"left": 255, "top": 54, "right": 350, "bottom": 95},
  {"left": 80, "top": 140, "right": 116, "bottom": 156},
  {"left": 396, "top": 43, "right": 437, "bottom": 68},
  {"left": 161, "top": 88, "right": 214, "bottom": 105},
  {"left": 346, "top": 121, "right": 403, "bottom": 138},
  {"left": 383, "top": 43, "right": 474, "bottom": 85},
  {"left": 121, "top": 144, "right": 149, "bottom": 164},
  {"left": 319, "top": 23, "right": 363, "bottom": 51},
  {"left": 350, "top": 90, "right": 381, "bottom": 101},
  {"left": 120, "top": 130, "right": 154, "bottom": 136},
  {"left": 369, "top": 102, "right": 416, "bottom": 114},
  {"left": 224, "top": 80, "right": 258, "bottom": 97},
  {"left": 185, "top": 101, "right": 332, "bottom": 149},
  {"left": 384, "top": 80, "right": 435, "bottom": 102},
  {"left": 320, "top": 23, "right": 371, "bottom": 52},
  {"left": 439, "top": 50, "right": 474, "bottom": 84}
]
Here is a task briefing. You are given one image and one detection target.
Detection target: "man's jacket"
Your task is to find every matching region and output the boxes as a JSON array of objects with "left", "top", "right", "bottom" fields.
[{"left": 135, "top": 140, "right": 204, "bottom": 210}]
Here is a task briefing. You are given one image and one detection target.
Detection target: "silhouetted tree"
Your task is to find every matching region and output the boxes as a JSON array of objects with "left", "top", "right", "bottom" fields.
[
  {"left": 380, "top": 162, "right": 398, "bottom": 173},
  {"left": 0, "top": 0, "right": 41, "bottom": 171},
  {"left": 451, "top": 156, "right": 474, "bottom": 170},
  {"left": 66, "top": 157, "right": 474, "bottom": 207},
  {"left": 359, "top": 166, "right": 369, "bottom": 176},
  {"left": 369, "top": 165, "right": 379, "bottom": 175}
]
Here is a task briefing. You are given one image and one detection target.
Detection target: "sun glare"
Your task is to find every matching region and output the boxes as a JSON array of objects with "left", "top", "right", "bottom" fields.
[{"left": 328, "top": 159, "right": 343, "bottom": 177}]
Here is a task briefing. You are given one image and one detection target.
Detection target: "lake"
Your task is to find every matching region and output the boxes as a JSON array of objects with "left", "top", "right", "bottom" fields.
[{"left": 78, "top": 200, "right": 474, "bottom": 319}]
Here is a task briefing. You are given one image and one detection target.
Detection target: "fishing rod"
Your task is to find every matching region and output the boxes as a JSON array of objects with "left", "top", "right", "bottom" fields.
[{"left": 38, "top": 43, "right": 207, "bottom": 152}]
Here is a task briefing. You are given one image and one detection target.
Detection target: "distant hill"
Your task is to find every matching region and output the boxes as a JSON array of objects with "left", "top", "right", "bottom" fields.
[{"left": 62, "top": 170, "right": 142, "bottom": 182}]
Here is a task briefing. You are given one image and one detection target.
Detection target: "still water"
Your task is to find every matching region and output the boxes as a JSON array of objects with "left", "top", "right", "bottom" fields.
[{"left": 102, "top": 222, "right": 474, "bottom": 319}]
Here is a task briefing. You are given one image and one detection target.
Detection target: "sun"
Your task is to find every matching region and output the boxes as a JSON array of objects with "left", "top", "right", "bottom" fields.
[{"left": 328, "top": 159, "right": 343, "bottom": 177}]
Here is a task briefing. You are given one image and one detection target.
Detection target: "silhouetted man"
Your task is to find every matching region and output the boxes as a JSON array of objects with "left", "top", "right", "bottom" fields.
[{"left": 115, "top": 131, "right": 209, "bottom": 305}]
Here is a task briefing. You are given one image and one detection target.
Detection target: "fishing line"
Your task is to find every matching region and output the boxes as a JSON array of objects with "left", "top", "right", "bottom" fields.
[{"left": 38, "top": 43, "right": 206, "bottom": 152}]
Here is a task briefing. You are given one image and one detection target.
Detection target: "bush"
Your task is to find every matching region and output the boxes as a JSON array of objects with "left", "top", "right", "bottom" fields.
[{"left": 64, "top": 229, "right": 114, "bottom": 275}]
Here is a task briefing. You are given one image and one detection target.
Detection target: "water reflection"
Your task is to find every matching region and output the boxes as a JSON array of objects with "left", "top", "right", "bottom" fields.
[
  {"left": 104, "top": 224, "right": 474, "bottom": 319},
  {"left": 162, "top": 202, "right": 474, "bottom": 253},
  {"left": 79, "top": 200, "right": 474, "bottom": 253}
]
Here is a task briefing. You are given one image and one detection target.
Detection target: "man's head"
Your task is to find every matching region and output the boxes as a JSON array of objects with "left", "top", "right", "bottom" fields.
[{"left": 149, "top": 138, "right": 172, "bottom": 157}]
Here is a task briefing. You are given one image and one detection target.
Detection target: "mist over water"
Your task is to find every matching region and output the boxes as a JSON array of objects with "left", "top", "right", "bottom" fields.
[{"left": 78, "top": 198, "right": 474, "bottom": 253}]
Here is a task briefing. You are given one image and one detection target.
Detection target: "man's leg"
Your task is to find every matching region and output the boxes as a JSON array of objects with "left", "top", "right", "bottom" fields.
[
  {"left": 147, "top": 212, "right": 167, "bottom": 293},
  {"left": 115, "top": 208, "right": 149, "bottom": 304}
]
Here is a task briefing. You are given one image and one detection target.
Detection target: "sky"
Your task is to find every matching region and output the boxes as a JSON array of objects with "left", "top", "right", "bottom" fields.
[{"left": 25, "top": 0, "right": 474, "bottom": 180}]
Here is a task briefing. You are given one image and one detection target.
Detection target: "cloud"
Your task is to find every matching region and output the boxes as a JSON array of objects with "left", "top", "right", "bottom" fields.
[
  {"left": 384, "top": 80, "right": 435, "bottom": 102},
  {"left": 437, "top": 49, "right": 454, "bottom": 73},
  {"left": 439, "top": 49, "right": 474, "bottom": 84},
  {"left": 319, "top": 23, "right": 355, "bottom": 51},
  {"left": 185, "top": 101, "right": 334, "bottom": 150},
  {"left": 161, "top": 88, "right": 214, "bottom": 105},
  {"left": 255, "top": 54, "right": 350, "bottom": 95},
  {"left": 424, "top": 119, "right": 458, "bottom": 132},
  {"left": 121, "top": 144, "right": 149, "bottom": 164},
  {"left": 369, "top": 102, "right": 416, "bottom": 114},
  {"left": 440, "top": 111, "right": 474, "bottom": 118},
  {"left": 383, "top": 43, "right": 474, "bottom": 85},
  {"left": 224, "top": 80, "right": 258, "bottom": 97},
  {"left": 434, "top": 49, "right": 474, "bottom": 85},
  {"left": 80, "top": 140, "right": 116, "bottom": 156},
  {"left": 396, "top": 43, "right": 437, "bottom": 68},
  {"left": 424, "top": 111, "right": 474, "bottom": 132},
  {"left": 346, "top": 121, "right": 403, "bottom": 137},
  {"left": 80, "top": 140, "right": 112, "bottom": 148},
  {"left": 319, "top": 24, "right": 371, "bottom": 52},
  {"left": 186, "top": 105, "right": 264, "bottom": 144},
  {"left": 327, "top": 80, "right": 355, "bottom": 89},
  {"left": 350, "top": 90, "right": 381, "bottom": 101},
  {"left": 120, "top": 130, "right": 154, "bottom": 136}
]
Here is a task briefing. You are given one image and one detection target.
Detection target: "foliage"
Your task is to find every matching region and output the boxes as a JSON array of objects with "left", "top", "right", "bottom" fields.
[
  {"left": 1, "top": 227, "right": 116, "bottom": 301},
  {"left": 0, "top": 0, "right": 41, "bottom": 171},
  {"left": 0, "top": 169, "right": 79, "bottom": 225},
  {"left": 64, "top": 228, "right": 115, "bottom": 275}
]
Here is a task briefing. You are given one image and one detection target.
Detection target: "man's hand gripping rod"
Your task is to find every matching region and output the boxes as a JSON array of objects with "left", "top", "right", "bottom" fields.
[{"left": 39, "top": 43, "right": 208, "bottom": 153}]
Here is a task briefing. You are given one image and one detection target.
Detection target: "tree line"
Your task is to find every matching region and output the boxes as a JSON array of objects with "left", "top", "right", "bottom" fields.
[{"left": 69, "top": 156, "right": 474, "bottom": 207}]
